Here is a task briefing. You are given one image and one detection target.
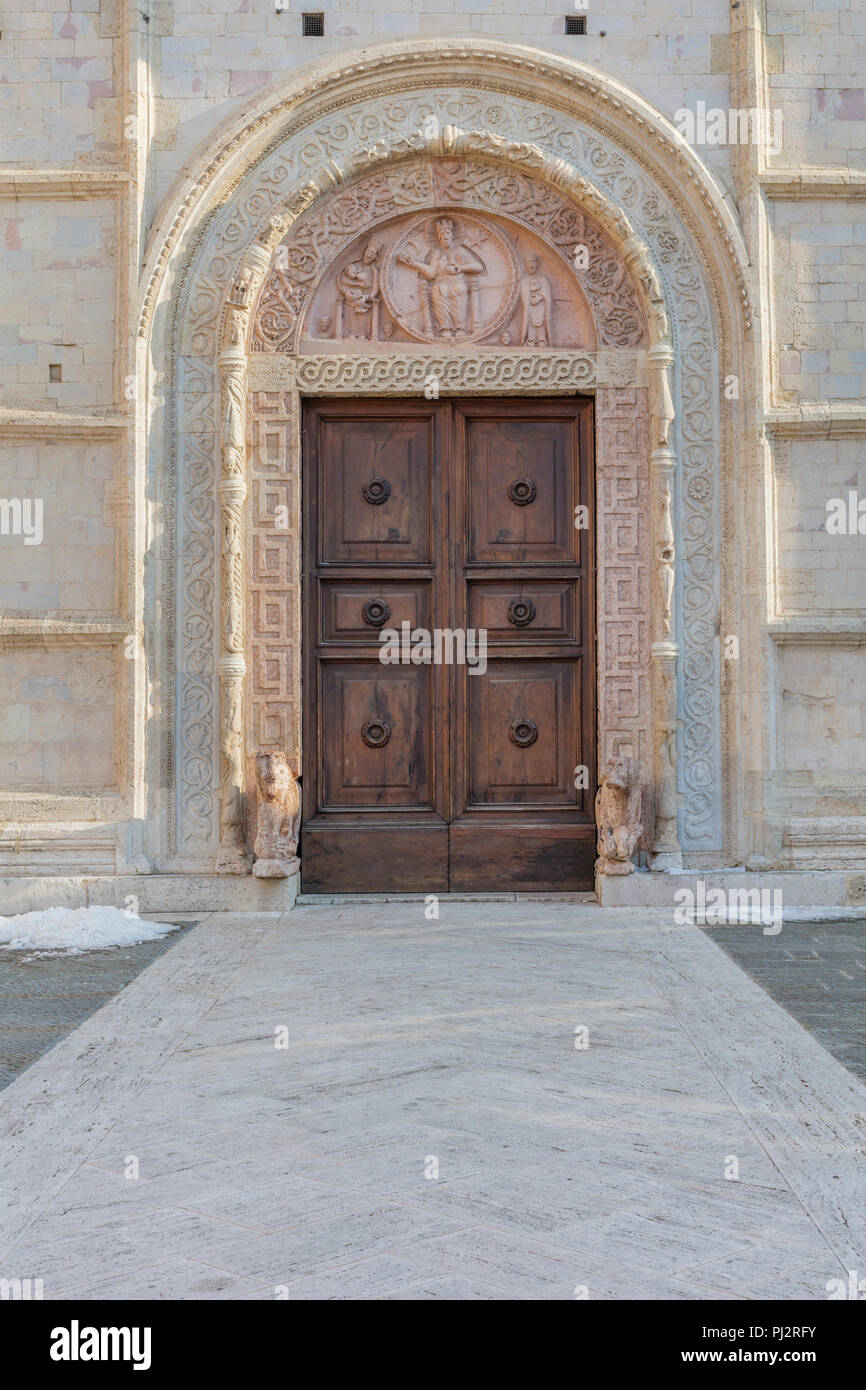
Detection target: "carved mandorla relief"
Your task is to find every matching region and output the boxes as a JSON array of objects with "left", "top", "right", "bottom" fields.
[
  {"left": 170, "top": 81, "right": 725, "bottom": 863},
  {"left": 387, "top": 212, "right": 513, "bottom": 344}
]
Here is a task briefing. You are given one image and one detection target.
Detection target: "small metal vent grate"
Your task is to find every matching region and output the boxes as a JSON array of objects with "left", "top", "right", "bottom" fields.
[
  {"left": 302, "top": 13, "right": 324, "bottom": 36},
  {"left": 565, "top": 15, "right": 587, "bottom": 33}
]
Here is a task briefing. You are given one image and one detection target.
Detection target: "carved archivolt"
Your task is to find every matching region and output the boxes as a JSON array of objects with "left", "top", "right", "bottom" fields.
[
  {"left": 139, "top": 41, "right": 751, "bottom": 342},
  {"left": 155, "top": 55, "right": 744, "bottom": 870}
]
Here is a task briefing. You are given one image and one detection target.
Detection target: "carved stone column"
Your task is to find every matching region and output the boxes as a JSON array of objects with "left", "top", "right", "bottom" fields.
[
  {"left": 216, "top": 342, "right": 252, "bottom": 872},
  {"left": 648, "top": 342, "right": 683, "bottom": 868},
  {"left": 215, "top": 244, "right": 291, "bottom": 872}
]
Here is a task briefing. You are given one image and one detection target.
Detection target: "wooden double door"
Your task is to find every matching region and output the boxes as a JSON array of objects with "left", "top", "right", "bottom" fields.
[{"left": 301, "top": 398, "right": 597, "bottom": 892}]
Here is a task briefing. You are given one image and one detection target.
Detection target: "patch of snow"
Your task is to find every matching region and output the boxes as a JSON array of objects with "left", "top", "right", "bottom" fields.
[{"left": 0, "top": 906, "right": 181, "bottom": 954}]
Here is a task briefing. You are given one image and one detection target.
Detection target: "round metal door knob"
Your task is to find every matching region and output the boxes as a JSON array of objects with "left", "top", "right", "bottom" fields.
[
  {"left": 508, "top": 718, "right": 538, "bottom": 748},
  {"left": 362, "top": 598, "right": 392, "bottom": 627},
  {"left": 507, "top": 597, "right": 536, "bottom": 627},
  {"left": 361, "top": 718, "right": 392, "bottom": 748},
  {"left": 362, "top": 477, "right": 392, "bottom": 505},
  {"left": 508, "top": 477, "right": 537, "bottom": 506}
]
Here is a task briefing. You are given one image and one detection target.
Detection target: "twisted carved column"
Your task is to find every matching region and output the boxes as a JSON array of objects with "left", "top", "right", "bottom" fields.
[
  {"left": 216, "top": 344, "right": 252, "bottom": 872},
  {"left": 647, "top": 342, "right": 683, "bottom": 868},
  {"left": 214, "top": 243, "right": 288, "bottom": 872},
  {"left": 620, "top": 230, "right": 683, "bottom": 868}
]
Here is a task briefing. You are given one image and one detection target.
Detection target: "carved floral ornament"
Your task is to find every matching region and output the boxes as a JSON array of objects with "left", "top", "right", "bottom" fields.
[{"left": 160, "top": 51, "right": 747, "bottom": 868}]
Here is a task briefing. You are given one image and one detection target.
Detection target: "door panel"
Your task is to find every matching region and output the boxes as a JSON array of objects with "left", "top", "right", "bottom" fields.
[
  {"left": 468, "top": 580, "right": 578, "bottom": 643},
  {"left": 302, "top": 397, "right": 595, "bottom": 893},
  {"left": 466, "top": 417, "right": 576, "bottom": 565},
  {"left": 319, "top": 416, "right": 434, "bottom": 565},
  {"left": 320, "top": 580, "right": 431, "bottom": 644},
  {"left": 466, "top": 660, "right": 579, "bottom": 804},
  {"left": 320, "top": 662, "right": 433, "bottom": 807}
]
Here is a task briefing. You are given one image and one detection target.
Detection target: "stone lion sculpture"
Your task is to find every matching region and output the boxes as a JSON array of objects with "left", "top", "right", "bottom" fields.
[
  {"left": 252, "top": 751, "right": 301, "bottom": 878},
  {"left": 594, "top": 755, "right": 642, "bottom": 876}
]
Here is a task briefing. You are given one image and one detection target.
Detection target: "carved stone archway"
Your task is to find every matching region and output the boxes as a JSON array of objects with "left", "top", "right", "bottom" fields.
[{"left": 139, "top": 40, "right": 752, "bottom": 879}]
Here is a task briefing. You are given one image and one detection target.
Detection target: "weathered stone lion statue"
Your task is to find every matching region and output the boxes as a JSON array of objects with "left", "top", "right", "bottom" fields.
[
  {"left": 252, "top": 751, "right": 301, "bottom": 878},
  {"left": 594, "top": 756, "right": 642, "bottom": 876}
]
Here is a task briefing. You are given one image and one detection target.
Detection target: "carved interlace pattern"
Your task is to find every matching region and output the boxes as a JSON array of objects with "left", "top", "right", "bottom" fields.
[
  {"left": 294, "top": 352, "right": 600, "bottom": 392},
  {"left": 177, "top": 357, "right": 218, "bottom": 848}
]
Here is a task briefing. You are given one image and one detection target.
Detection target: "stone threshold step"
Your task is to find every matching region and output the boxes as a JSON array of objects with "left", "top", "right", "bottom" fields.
[{"left": 296, "top": 891, "right": 599, "bottom": 904}]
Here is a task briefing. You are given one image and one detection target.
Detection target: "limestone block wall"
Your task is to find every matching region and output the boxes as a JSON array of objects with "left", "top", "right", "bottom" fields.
[
  {"left": 0, "top": 1, "right": 865, "bottom": 882},
  {"left": 776, "top": 642, "right": 865, "bottom": 813},
  {"left": 0, "top": 645, "right": 120, "bottom": 793},
  {"left": 774, "top": 435, "right": 866, "bottom": 615},
  {"left": 139, "top": 0, "right": 736, "bottom": 209},
  {"left": 759, "top": 2, "right": 866, "bottom": 857},
  {"left": 766, "top": 0, "right": 866, "bottom": 170},
  {"left": 0, "top": 439, "right": 122, "bottom": 614},
  {"left": 0, "top": 197, "right": 118, "bottom": 409},
  {"left": 0, "top": 2, "right": 121, "bottom": 165},
  {"left": 771, "top": 199, "right": 866, "bottom": 402}
]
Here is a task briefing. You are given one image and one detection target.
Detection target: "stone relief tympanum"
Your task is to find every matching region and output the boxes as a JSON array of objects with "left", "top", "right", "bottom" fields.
[
  {"left": 299, "top": 208, "right": 597, "bottom": 350},
  {"left": 248, "top": 156, "right": 648, "bottom": 354}
]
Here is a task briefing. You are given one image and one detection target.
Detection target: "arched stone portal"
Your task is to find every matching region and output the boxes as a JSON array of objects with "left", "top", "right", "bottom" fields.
[{"left": 138, "top": 40, "right": 753, "bottom": 888}]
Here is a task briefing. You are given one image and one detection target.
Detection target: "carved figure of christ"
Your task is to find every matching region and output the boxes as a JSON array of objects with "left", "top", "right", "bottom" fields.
[{"left": 397, "top": 219, "right": 484, "bottom": 337}]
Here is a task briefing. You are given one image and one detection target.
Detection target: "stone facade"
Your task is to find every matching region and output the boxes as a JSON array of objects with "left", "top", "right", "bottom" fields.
[{"left": 1, "top": 3, "right": 865, "bottom": 905}]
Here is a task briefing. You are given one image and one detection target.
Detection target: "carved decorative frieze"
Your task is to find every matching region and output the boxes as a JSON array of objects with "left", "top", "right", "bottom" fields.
[
  {"left": 247, "top": 348, "right": 642, "bottom": 393},
  {"left": 247, "top": 389, "right": 300, "bottom": 773},
  {"left": 293, "top": 352, "right": 606, "bottom": 393},
  {"left": 177, "top": 356, "right": 218, "bottom": 853}
]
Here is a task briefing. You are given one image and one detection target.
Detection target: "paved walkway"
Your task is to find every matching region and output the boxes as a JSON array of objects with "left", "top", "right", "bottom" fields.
[
  {"left": 0, "top": 924, "right": 195, "bottom": 1091},
  {"left": 1, "top": 902, "right": 865, "bottom": 1300},
  {"left": 708, "top": 918, "right": 866, "bottom": 1086}
]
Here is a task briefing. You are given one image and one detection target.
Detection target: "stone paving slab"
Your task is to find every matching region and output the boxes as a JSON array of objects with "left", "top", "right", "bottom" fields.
[
  {"left": 707, "top": 918, "right": 866, "bottom": 1084},
  {"left": 0, "top": 920, "right": 198, "bottom": 1091},
  {"left": 0, "top": 902, "right": 864, "bottom": 1300}
]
